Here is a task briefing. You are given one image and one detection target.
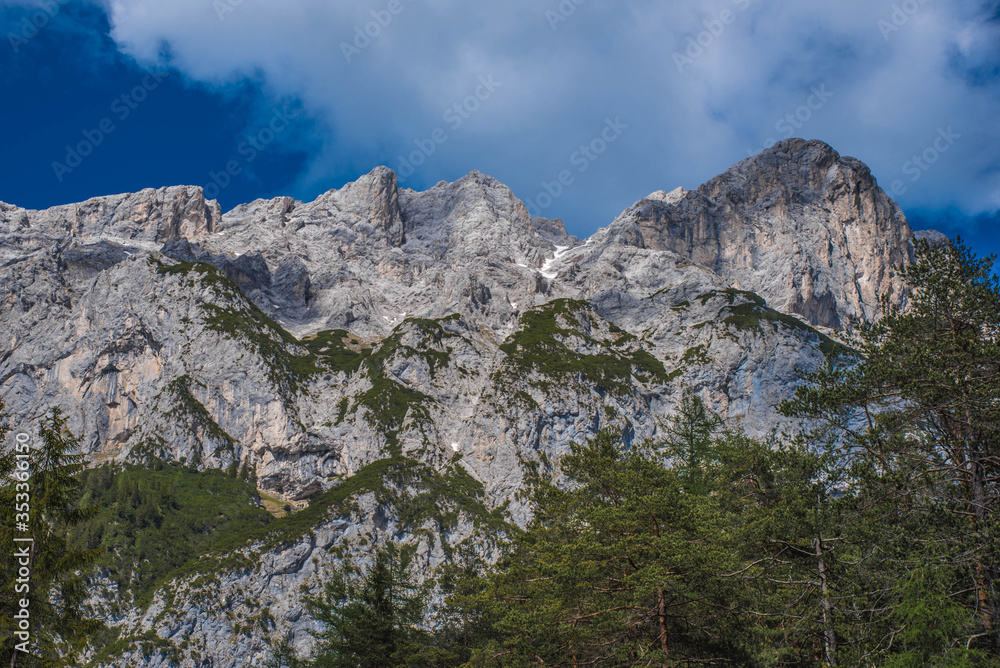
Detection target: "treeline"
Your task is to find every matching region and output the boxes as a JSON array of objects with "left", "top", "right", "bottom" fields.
[
  {"left": 0, "top": 417, "right": 276, "bottom": 667},
  {"left": 276, "top": 416, "right": 994, "bottom": 666},
  {"left": 273, "top": 239, "right": 1000, "bottom": 667}
]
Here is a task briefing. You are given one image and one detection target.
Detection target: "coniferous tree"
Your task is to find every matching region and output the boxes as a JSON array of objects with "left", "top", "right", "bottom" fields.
[
  {"left": 782, "top": 238, "right": 1000, "bottom": 661},
  {"left": 303, "top": 543, "right": 430, "bottom": 667},
  {"left": 709, "top": 429, "right": 894, "bottom": 667},
  {"left": 661, "top": 390, "right": 722, "bottom": 496},
  {"left": 0, "top": 407, "right": 100, "bottom": 667},
  {"left": 468, "top": 425, "right": 748, "bottom": 667}
]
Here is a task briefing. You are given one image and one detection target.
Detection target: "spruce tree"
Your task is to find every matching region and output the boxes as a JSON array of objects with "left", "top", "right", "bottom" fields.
[
  {"left": 470, "top": 427, "right": 747, "bottom": 667},
  {"left": 0, "top": 407, "right": 100, "bottom": 667},
  {"left": 782, "top": 238, "right": 1000, "bottom": 660},
  {"left": 709, "top": 429, "right": 893, "bottom": 667},
  {"left": 303, "top": 543, "right": 429, "bottom": 667}
]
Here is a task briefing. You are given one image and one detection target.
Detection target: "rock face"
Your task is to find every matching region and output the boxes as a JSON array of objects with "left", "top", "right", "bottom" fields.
[
  {"left": 607, "top": 139, "right": 914, "bottom": 328},
  {"left": 0, "top": 139, "right": 933, "bottom": 667}
]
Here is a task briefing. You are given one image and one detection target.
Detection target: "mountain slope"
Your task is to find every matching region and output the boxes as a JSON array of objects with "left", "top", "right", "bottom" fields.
[{"left": 0, "top": 139, "right": 931, "bottom": 667}]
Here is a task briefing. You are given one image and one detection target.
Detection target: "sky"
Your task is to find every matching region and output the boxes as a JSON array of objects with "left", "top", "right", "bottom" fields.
[{"left": 1, "top": 0, "right": 998, "bottom": 261}]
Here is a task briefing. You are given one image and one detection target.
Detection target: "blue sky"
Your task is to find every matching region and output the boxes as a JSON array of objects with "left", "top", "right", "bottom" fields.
[{"left": 1, "top": 0, "right": 998, "bottom": 261}]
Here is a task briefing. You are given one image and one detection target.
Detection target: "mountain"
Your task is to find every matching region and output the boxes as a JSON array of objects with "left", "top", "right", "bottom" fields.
[{"left": 0, "top": 139, "right": 932, "bottom": 667}]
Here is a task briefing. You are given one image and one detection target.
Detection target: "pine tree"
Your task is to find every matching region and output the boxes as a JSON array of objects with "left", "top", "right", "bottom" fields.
[
  {"left": 0, "top": 407, "right": 100, "bottom": 667},
  {"left": 469, "top": 427, "right": 747, "bottom": 667},
  {"left": 782, "top": 238, "right": 1000, "bottom": 660},
  {"left": 709, "top": 429, "right": 893, "bottom": 667},
  {"left": 303, "top": 543, "right": 429, "bottom": 667},
  {"left": 661, "top": 390, "right": 722, "bottom": 496}
]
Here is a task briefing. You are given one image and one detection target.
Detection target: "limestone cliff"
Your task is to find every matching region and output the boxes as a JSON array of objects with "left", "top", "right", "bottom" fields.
[{"left": 0, "top": 139, "right": 936, "bottom": 667}]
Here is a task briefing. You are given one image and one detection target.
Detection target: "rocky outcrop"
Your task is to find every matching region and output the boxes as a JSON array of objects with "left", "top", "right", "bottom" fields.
[
  {"left": 606, "top": 139, "right": 914, "bottom": 328},
  {"left": 0, "top": 139, "right": 934, "bottom": 667},
  {"left": 6, "top": 185, "right": 219, "bottom": 247}
]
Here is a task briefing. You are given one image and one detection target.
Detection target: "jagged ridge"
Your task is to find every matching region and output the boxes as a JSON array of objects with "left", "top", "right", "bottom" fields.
[{"left": 0, "top": 139, "right": 936, "bottom": 667}]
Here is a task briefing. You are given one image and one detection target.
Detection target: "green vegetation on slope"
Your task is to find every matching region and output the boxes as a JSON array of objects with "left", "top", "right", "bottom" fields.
[
  {"left": 67, "top": 453, "right": 508, "bottom": 616},
  {"left": 364, "top": 314, "right": 463, "bottom": 379},
  {"left": 167, "top": 375, "right": 236, "bottom": 455},
  {"left": 300, "top": 329, "right": 370, "bottom": 375},
  {"left": 698, "top": 288, "right": 766, "bottom": 307},
  {"left": 498, "top": 299, "right": 670, "bottom": 395},
  {"left": 350, "top": 378, "right": 434, "bottom": 451},
  {"left": 156, "top": 258, "right": 462, "bottom": 447},
  {"left": 344, "top": 317, "right": 468, "bottom": 449},
  {"left": 695, "top": 287, "right": 851, "bottom": 357},
  {"left": 68, "top": 463, "right": 273, "bottom": 607},
  {"left": 723, "top": 302, "right": 851, "bottom": 357},
  {"left": 155, "top": 259, "right": 375, "bottom": 396}
]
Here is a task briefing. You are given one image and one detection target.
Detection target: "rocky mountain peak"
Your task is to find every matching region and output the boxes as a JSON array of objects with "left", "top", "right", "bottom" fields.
[
  {"left": 1, "top": 185, "right": 220, "bottom": 252},
  {"left": 75, "top": 185, "right": 219, "bottom": 244},
  {"left": 329, "top": 165, "right": 405, "bottom": 246},
  {"left": 397, "top": 168, "right": 544, "bottom": 260},
  {"left": 646, "top": 187, "right": 688, "bottom": 204},
  {"left": 606, "top": 138, "right": 914, "bottom": 329},
  {"left": 0, "top": 139, "right": 949, "bottom": 667}
]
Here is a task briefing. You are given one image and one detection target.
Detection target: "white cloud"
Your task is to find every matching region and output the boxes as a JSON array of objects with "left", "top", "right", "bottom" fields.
[{"left": 102, "top": 0, "right": 1000, "bottom": 232}]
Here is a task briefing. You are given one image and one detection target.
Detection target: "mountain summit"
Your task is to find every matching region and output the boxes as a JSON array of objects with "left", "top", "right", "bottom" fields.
[
  {"left": 0, "top": 139, "right": 936, "bottom": 667},
  {"left": 605, "top": 139, "right": 913, "bottom": 328}
]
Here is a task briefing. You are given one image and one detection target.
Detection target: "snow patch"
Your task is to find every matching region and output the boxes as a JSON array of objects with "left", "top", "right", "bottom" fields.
[{"left": 539, "top": 245, "right": 570, "bottom": 280}]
